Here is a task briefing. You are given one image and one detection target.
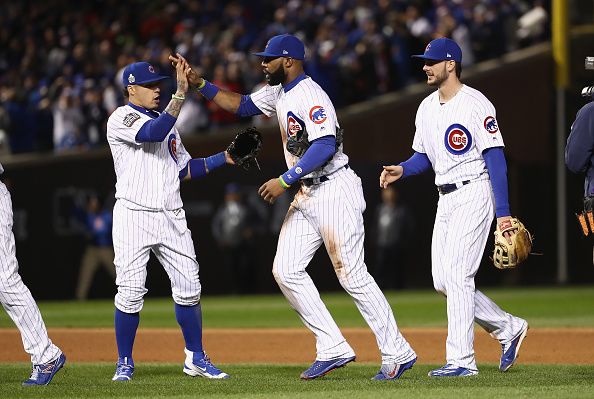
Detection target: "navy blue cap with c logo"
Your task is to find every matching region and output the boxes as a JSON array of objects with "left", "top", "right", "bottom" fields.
[
  {"left": 253, "top": 34, "right": 305, "bottom": 60},
  {"left": 122, "top": 62, "right": 169, "bottom": 87},
  {"left": 411, "top": 38, "right": 462, "bottom": 63}
]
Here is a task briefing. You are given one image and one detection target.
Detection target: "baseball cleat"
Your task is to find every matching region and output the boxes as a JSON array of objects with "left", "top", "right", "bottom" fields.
[
  {"left": 300, "top": 356, "right": 356, "bottom": 380},
  {"left": 112, "top": 357, "right": 134, "bottom": 381},
  {"left": 428, "top": 364, "right": 478, "bottom": 377},
  {"left": 500, "top": 323, "right": 529, "bottom": 372},
  {"left": 372, "top": 357, "right": 416, "bottom": 380},
  {"left": 22, "top": 353, "right": 66, "bottom": 386},
  {"left": 183, "top": 348, "right": 230, "bottom": 379}
]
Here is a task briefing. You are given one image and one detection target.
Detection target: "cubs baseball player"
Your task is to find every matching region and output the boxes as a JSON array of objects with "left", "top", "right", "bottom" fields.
[
  {"left": 379, "top": 38, "right": 528, "bottom": 377},
  {"left": 0, "top": 170, "right": 66, "bottom": 386},
  {"left": 170, "top": 34, "right": 417, "bottom": 380},
  {"left": 107, "top": 58, "right": 232, "bottom": 381}
]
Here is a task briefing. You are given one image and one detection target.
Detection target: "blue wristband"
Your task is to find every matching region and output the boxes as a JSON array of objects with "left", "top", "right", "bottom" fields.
[
  {"left": 205, "top": 151, "right": 226, "bottom": 172},
  {"left": 198, "top": 80, "right": 220, "bottom": 101}
]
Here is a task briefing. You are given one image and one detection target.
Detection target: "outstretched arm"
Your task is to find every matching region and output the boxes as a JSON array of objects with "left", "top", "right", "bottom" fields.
[
  {"left": 380, "top": 152, "right": 431, "bottom": 188},
  {"left": 169, "top": 54, "right": 242, "bottom": 114},
  {"left": 179, "top": 151, "right": 235, "bottom": 181}
]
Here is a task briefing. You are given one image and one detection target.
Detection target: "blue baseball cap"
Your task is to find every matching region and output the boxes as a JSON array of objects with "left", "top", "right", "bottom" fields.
[
  {"left": 411, "top": 38, "right": 462, "bottom": 63},
  {"left": 122, "top": 62, "right": 169, "bottom": 87},
  {"left": 253, "top": 34, "right": 305, "bottom": 60}
]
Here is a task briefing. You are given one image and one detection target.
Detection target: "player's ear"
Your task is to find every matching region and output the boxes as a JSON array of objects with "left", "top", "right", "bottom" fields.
[{"left": 446, "top": 60, "right": 456, "bottom": 73}]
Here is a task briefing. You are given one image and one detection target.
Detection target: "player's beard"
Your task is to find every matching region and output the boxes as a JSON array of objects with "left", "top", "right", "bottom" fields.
[
  {"left": 266, "top": 65, "right": 286, "bottom": 86},
  {"left": 427, "top": 66, "right": 447, "bottom": 87}
]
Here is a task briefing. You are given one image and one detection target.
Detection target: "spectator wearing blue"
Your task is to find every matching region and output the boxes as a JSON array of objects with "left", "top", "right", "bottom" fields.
[{"left": 75, "top": 194, "right": 115, "bottom": 300}]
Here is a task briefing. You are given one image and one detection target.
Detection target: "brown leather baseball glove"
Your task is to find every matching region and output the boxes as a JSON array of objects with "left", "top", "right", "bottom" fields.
[{"left": 492, "top": 217, "right": 533, "bottom": 269}]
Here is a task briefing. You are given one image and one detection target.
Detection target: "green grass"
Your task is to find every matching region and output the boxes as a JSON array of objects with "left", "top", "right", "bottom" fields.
[
  {"left": 2, "top": 287, "right": 594, "bottom": 397},
  {"left": 1, "top": 286, "right": 593, "bottom": 328},
  {"left": 1, "top": 363, "right": 593, "bottom": 399}
]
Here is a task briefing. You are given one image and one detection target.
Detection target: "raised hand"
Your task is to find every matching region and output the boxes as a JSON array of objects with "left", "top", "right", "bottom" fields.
[{"left": 169, "top": 53, "right": 202, "bottom": 88}]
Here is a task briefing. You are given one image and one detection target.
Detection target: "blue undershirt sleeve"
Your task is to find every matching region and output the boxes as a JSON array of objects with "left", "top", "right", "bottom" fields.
[
  {"left": 398, "top": 152, "right": 432, "bottom": 178},
  {"left": 281, "top": 135, "right": 336, "bottom": 185},
  {"left": 135, "top": 112, "right": 177, "bottom": 142},
  {"left": 179, "top": 152, "right": 227, "bottom": 180},
  {"left": 236, "top": 95, "right": 264, "bottom": 117},
  {"left": 483, "top": 147, "right": 511, "bottom": 217}
]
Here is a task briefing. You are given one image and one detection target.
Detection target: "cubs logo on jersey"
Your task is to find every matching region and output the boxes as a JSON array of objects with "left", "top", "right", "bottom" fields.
[
  {"left": 444, "top": 124, "right": 473, "bottom": 155},
  {"left": 309, "top": 106, "right": 327, "bottom": 124},
  {"left": 167, "top": 134, "right": 177, "bottom": 163},
  {"left": 483, "top": 116, "right": 499, "bottom": 134},
  {"left": 287, "top": 111, "right": 305, "bottom": 139}
]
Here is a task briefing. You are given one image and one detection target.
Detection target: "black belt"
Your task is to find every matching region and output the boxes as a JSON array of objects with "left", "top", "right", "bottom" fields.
[
  {"left": 437, "top": 180, "right": 470, "bottom": 195},
  {"left": 301, "top": 165, "right": 349, "bottom": 187}
]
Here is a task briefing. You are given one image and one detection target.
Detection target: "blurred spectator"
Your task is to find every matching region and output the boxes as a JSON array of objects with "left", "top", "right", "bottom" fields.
[
  {"left": 373, "top": 185, "right": 414, "bottom": 289},
  {"left": 0, "top": 0, "right": 551, "bottom": 154},
  {"left": 211, "top": 183, "right": 256, "bottom": 294},
  {"left": 53, "top": 86, "right": 86, "bottom": 152},
  {"left": 75, "top": 194, "right": 115, "bottom": 301}
]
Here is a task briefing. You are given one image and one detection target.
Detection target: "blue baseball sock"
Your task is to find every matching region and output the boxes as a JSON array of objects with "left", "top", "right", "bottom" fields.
[
  {"left": 114, "top": 308, "right": 139, "bottom": 363},
  {"left": 174, "top": 303, "right": 203, "bottom": 355}
]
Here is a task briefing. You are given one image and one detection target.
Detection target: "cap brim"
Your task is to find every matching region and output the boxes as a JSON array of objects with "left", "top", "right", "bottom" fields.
[
  {"left": 411, "top": 54, "right": 443, "bottom": 60},
  {"left": 252, "top": 51, "right": 281, "bottom": 58},
  {"left": 130, "top": 75, "right": 170, "bottom": 85}
]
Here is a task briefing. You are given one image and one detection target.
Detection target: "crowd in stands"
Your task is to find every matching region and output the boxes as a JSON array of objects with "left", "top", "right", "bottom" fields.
[{"left": 0, "top": 0, "right": 549, "bottom": 155}]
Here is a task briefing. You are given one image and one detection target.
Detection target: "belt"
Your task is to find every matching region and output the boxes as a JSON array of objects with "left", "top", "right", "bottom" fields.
[
  {"left": 301, "top": 165, "right": 349, "bottom": 187},
  {"left": 437, "top": 180, "right": 470, "bottom": 195}
]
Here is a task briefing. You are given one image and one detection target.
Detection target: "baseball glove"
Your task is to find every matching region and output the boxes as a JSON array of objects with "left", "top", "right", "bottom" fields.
[
  {"left": 227, "top": 126, "right": 262, "bottom": 170},
  {"left": 492, "top": 217, "right": 533, "bottom": 269}
]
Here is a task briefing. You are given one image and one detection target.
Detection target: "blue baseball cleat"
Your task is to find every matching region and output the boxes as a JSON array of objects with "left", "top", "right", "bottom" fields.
[
  {"left": 500, "top": 324, "right": 529, "bottom": 372},
  {"left": 112, "top": 357, "right": 134, "bottom": 381},
  {"left": 183, "top": 349, "right": 230, "bottom": 379},
  {"left": 300, "top": 356, "right": 356, "bottom": 380},
  {"left": 372, "top": 357, "right": 417, "bottom": 380},
  {"left": 22, "top": 353, "right": 66, "bottom": 386},
  {"left": 428, "top": 364, "right": 478, "bottom": 377}
]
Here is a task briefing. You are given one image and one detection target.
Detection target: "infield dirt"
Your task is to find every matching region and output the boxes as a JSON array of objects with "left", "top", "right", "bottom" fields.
[{"left": 1, "top": 328, "right": 592, "bottom": 364}]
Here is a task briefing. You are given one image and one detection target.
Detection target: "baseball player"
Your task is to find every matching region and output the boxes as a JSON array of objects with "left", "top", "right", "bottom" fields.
[
  {"left": 107, "top": 58, "right": 233, "bottom": 381},
  {"left": 0, "top": 173, "right": 66, "bottom": 385},
  {"left": 170, "top": 34, "right": 417, "bottom": 380},
  {"left": 379, "top": 38, "right": 528, "bottom": 377},
  {"left": 565, "top": 88, "right": 594, "bottom": 263}
]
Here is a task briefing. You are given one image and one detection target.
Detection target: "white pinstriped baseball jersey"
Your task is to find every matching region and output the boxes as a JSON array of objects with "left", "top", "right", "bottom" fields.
[
  {"left": 412, "top": 85, "right": 526, "bottom": 370},
  {"left": 0, "top": 177, "right": 62, "bottom": 365},
  {"left": 107, "top": 104, "right": 201, "bottom": 313},
  {"left": 251, "top": 75, "right": 348, "bottom": 178},
  {"left": 107, "top": 104, "right": 191, "bottom": 210},
  {"left": 251, "top": 76, "right": 416, "bottom": 365},
  {"left": 412, "top": 85, "right": 504, "bottom": 185}
]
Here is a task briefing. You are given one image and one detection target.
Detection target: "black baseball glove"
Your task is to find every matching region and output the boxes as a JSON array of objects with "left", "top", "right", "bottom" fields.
[{"left": 227, "top": 126, "right": 262, "bottom": 170}]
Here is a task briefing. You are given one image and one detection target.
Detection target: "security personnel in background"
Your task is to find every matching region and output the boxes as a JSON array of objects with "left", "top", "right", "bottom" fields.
[{"left": 565, "top": 62, "right": 594, "bottom": 263}]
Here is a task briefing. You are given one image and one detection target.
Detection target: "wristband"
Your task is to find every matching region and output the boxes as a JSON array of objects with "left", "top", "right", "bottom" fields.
[
  {"left": 172, "top": 94, "right": 185, "bottom": 101},
  {"left": 197, "top": 79, "right": 206, "bottom": 90},
  {"left": 278, "top": 176, "right": 291, "bottom": 189},
  {"left": 198, "top": 80, "right": 220, "bottom": 101},
  {"left": 205, "top": 151, "right": 226, "bottom": 173}
]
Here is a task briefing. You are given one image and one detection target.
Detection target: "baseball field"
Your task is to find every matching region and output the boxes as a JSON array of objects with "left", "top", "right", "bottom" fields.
[{"left": 1, "top": 286, "right": 593, "bottom": 398}]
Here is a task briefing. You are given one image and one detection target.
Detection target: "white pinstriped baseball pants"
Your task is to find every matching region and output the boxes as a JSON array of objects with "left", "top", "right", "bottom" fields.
[
  {"left": 431, "top": 179, "right": 527, "bottom": 370},
  {"left": 112, "top": 200, "right": 201, "bottom": 313},
  {"left": 0, "top": 182, "right": 61, "bottom": 364},
  {"left": 273, "top": 167, "right": 416, "bottom": 364}
]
